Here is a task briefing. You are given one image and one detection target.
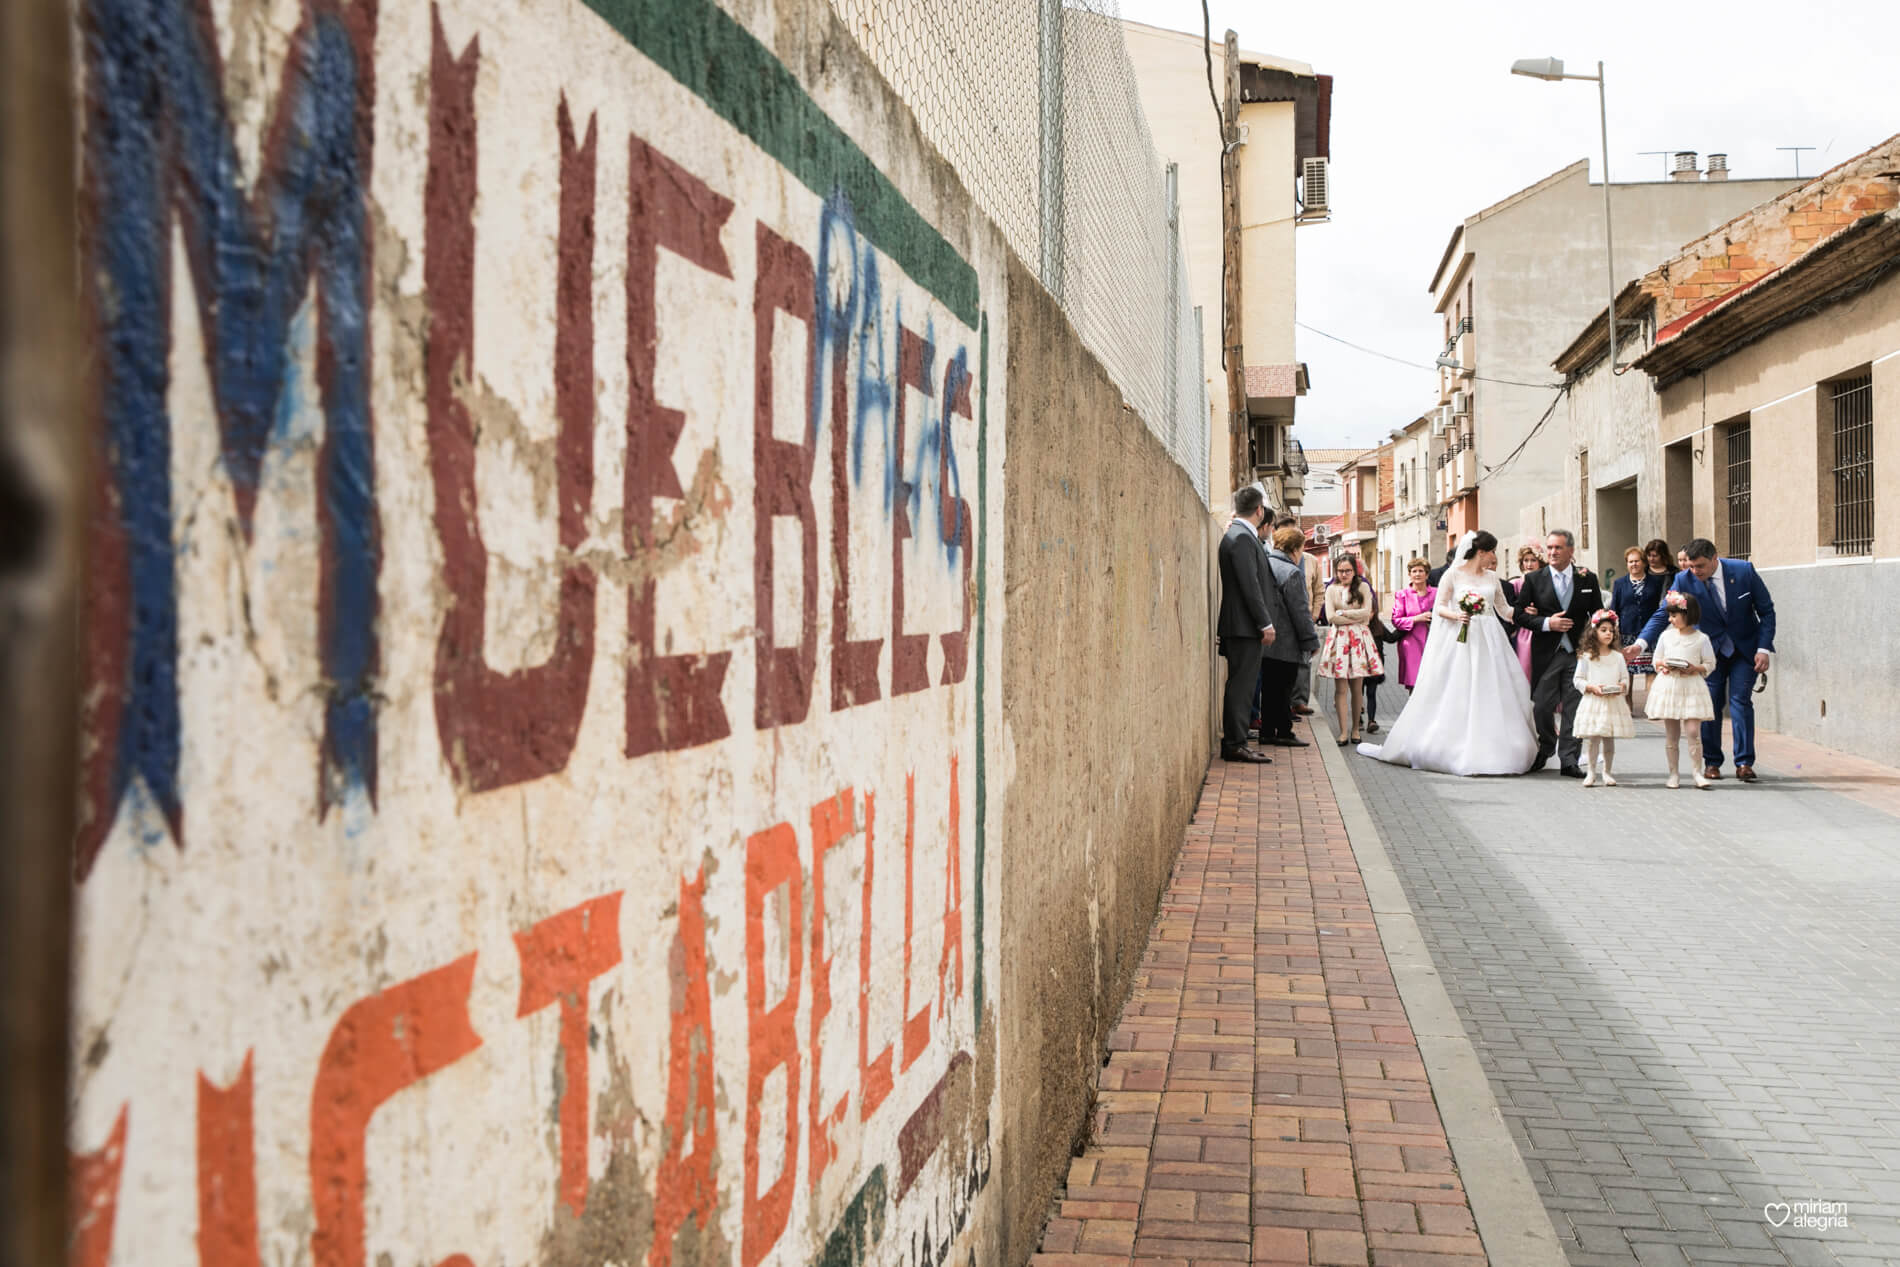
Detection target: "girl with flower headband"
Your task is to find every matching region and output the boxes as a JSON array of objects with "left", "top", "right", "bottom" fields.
[
  {"left": 1645, "top": 590, "right": 1718, "bottom": 788},
  {"left": 1571, "top": 608, "right": 1634, "bottom": 786}
]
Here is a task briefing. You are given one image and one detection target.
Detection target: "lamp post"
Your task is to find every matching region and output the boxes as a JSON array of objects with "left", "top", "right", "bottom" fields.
[{"left": 1512, "top": 57, "right": 1619, "bottom": 381}]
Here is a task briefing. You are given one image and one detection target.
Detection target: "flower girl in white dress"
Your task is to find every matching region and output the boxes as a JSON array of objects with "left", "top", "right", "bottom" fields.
[
  {"left": 1645, "top": 591, "right": 1718, "bottom": 789},
  {"left": 1572, "top": 610, "right": 1635, "bottom": 787}
]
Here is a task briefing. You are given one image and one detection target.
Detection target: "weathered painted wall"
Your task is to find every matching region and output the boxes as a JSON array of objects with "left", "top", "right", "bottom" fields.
[
  {"left": 994, "top": 255, "right": 1213, "bottom": 1263},
  {"left": 63, "top": 0, "right": 1206, "bottom": 1263}
]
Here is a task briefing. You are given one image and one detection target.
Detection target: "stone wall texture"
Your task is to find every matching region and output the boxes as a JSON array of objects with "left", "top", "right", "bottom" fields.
[{"left": 63, "top": 1, "right": 1209, "bottom": 1265}]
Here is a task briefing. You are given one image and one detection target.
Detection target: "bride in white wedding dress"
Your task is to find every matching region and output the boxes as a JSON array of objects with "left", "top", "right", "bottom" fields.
[{"left": 1358, "top": 531, "right": 1537, "bottom": 776}]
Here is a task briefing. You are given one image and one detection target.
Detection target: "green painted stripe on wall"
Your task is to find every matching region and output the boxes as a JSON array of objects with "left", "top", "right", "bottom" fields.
[
  {"left": 973, "top": 311, "right": 988, "bottom": 1031},
  {"left": 581, "top": 0, "right": 981, "bottom": 328}
]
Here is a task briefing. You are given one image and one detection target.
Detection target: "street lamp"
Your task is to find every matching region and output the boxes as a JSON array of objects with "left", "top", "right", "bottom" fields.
[{"left": 1512, "top": 57, "right": 1620, "bottom": 381}]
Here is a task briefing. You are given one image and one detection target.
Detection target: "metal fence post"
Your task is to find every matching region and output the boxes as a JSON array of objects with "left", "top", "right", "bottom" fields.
[
  {"left": 1163, "top": 161, "right": 1181, "bottom": 454},
  {"left": 1193, "top": 305, "right": 1208, "bottom": 503},
  {"left": 1037, "top": 0, "right": 1066, "bottom": 301}
]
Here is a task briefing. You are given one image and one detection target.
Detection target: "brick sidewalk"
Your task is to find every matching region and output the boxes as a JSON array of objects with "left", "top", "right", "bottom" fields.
[{"left": 1030, "top": 741, "right": 1489, "bottom": 1267}]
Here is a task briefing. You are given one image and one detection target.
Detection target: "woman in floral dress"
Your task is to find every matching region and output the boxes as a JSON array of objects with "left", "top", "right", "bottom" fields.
[{"left": 1318, "top": 554, "right": 1384, "bottom": 746}]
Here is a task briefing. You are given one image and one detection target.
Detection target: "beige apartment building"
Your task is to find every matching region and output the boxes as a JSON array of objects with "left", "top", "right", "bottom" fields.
[
  {"left": 1125, "top": 20, "right": 1331, "bottom": 512},
  {"left": 1426, "top": 156, "right": 1795, "bottom": 557},
  {"left": 1546, "top": 135, "right": 1900, "bottom": 763}
]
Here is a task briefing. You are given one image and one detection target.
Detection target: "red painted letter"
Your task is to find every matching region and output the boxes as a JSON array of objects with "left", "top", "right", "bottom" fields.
[
  {"left": 70, "top": 1107, "right": 128, "bottom": 1267},
  {"left": 938, "top": 358, "right": 975, "bottom": 685},
  {"left": 809, "top": 790, "right": 855, "bottom": 1188},
  {"left": 651, "top": 867, "right": 719, "bottom": 1267},
  {"left": 891, "top": 328, "right": 933, "bottom": 696},
  {"left": 311, "top": 955, "right": 483, "bottom": 1267},
  {"left": 515, "top": 892, "right": 625, "bottom": 1215},
  {"left": 939, "top": 754, "right": 965, "bottom": 1010},
  {"left": 901, "top": 771, "right": 931, "bottom": 1069},
  {"left": 754, "top": 225, "right": 819, "bottom": 730},
  {"left": 199, "top": 1053, "right": 259, "bottom": 1266},
  {"left": 828, "top": 291, "right": 881, "bottom": 712},
  {"left": 426, "top": 23, "right": 597, "bottom": 791},
  {"left": 626, "top": 133, "right": 735, "bottom": 756},
  {"left": 744, "top": 823, "right": 803, "bottom": 1267},
  {"left": 858, "top": 791, "right": 893, "bottom": 1120}
]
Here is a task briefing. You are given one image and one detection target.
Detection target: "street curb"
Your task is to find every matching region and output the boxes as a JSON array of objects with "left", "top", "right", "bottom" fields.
[{"left": 1314, "top": 733, "right": 1568, "bottom": 1267}]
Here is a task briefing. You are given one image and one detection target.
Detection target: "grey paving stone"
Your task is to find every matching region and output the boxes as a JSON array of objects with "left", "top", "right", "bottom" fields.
[{"left": 1325, "top": 695, "right": 1900, "bottom": 1266}]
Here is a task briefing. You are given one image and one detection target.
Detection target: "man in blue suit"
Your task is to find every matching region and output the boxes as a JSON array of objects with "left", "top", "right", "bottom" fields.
[{"left": 1627, "top": 537, "right": 1777, "bottom": 782}]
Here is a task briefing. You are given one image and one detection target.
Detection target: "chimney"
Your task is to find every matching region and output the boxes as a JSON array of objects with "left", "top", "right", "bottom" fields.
[
  {"left": 1671, "top": 151, "right": 1700, "bottom": 181},
  {"left": 1706, "top": 153, "right": 1729, "bottom": 181}
]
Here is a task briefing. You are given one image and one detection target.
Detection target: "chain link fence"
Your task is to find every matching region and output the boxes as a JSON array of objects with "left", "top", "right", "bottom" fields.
[{"left": 827, "top": 0, "right": 1210, "bottom": 503}]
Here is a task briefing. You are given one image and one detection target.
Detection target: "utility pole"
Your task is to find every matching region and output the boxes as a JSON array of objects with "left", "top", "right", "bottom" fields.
[{"left": 1776, "top": 146, "right": 1816, "bottom": 177}]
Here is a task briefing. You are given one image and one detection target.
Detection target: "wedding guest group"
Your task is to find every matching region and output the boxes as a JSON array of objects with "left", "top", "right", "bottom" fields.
[{"left": 1627, "top": 537, "right": 1776, "bottom": 783}]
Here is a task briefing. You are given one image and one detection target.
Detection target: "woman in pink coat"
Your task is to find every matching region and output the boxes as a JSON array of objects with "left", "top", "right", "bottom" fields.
[
  {"left": 1510, "top": 545, "right": 1544, "bottom": 681},
  {"left": 1389, "top": 558, "right": 1437, "bottom": 690}
]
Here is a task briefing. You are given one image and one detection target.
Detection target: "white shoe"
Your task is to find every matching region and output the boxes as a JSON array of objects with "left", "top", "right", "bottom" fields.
[
  {"left": 1601, "top": 770, "right": 1617, "bottom": 787},
  {"left": 1693, "top": 772, "right": 1713, "bottom": 789},
  {"left": 1666, "top": 773, "right": 1681, "bottom": 789},
  {"left": 1580, "top": 771, "right": 1596, "bottom": 788}
]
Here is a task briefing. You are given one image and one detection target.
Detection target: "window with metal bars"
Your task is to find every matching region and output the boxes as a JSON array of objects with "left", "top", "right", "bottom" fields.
[
  {"left": 1578, "top": 450, "right": 1589, "bottom": 549},
  {"left": 1724, "top": 419, "right": 1751, "bottom": 560},
  {"left": 1831, "top": 374, "right": 1874, "bottom": 555}
]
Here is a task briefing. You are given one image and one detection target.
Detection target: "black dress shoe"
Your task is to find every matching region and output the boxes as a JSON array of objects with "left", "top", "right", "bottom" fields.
[
  {"left": 1267, "top": 733, "right": 1310, "bottom": 747},
  {"left": 1559, "top": 764, "right": 1586, "bottom": 778},
  {"left": 1221, "top": 748, "right": 1273, "bottom": 763},
  {"left": 1529, "top": 753, "right": 1551, "bottom": 773}
]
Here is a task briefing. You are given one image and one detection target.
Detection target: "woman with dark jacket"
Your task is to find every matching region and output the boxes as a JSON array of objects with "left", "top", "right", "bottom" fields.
[{"left": 1610, "top": 544, "right": 1667, "bottom": 642}]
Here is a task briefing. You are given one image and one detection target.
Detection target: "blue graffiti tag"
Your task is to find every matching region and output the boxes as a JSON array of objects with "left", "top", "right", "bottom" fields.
[
  {"left": 811, "top": 189, "right": 971, "bottom": 563},
  {"left": 78, "top": 0, "right": 379, "bottom": 872}
]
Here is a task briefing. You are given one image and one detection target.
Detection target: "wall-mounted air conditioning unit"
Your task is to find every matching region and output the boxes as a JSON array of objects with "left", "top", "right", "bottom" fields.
[
  {"left": 1450, "top": 389, "right": 1469, "bottom": 417},
  {"left": 1251, "top": 420, "right": 1279, "bottom": 469},
  {"left": 1432, "top": 405, "right": 1449, "bottom": 435},
  {"left": 1300, "top": 157, "right": 1330, "bottom": 219}
]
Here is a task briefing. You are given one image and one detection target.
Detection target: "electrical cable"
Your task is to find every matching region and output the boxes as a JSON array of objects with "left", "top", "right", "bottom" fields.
[
  {"left": 1473, "top": 382, "right": 1569, "bottom": 487},
  {"left": 1294, "top": 321, "right": 1566, "bottom": 389}
]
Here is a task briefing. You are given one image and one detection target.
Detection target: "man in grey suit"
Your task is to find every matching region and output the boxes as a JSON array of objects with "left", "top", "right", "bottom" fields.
[
  {"left": 1258, "top": 522, "right": 1321, "bottom": 746},
  {"left": 1217, "top": 487, "right": 1276, "bottom": 763},
  {"left": 1271, "top": 513, "right": 1321, "bottom": 716}
]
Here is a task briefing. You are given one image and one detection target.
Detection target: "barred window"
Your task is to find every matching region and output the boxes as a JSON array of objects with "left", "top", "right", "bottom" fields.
[
  {"left": 1831, "top": 374, "right": 1873, "bottom": 555},
  {"left": 1724, "top": 419, "right": 1751, "bottom": 560},
  {"left": 1578, "top": 449, "right": 1590, "bottom": 549}
]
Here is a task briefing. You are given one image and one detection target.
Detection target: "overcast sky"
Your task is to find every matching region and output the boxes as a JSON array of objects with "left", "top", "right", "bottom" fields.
[{"left": 1116, "top": 0, "right": 1900, "bottom": 452}]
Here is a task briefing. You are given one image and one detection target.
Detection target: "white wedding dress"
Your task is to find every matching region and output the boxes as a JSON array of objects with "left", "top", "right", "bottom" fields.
[{"left": 1357, "top": 563, "right": 1537, "bottom": 776}]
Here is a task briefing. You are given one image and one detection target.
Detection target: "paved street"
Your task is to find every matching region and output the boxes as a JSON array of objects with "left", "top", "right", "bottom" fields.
[
  {"left": 1031, "top": 740, "right": 1491, "bottom": 1267},
  {"left": 1325, "top": 689, "right": 1900, "bottom": 1266}
]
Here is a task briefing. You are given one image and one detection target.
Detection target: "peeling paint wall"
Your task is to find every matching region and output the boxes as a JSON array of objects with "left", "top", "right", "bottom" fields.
[{"left": 66, "top": 0, "right": 1206, "bottom": 1265}]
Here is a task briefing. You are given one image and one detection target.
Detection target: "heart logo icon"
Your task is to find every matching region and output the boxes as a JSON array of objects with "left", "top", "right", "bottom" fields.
[{"left": 1765, "top": 1202, "right": 1792, "bottom": 1227}]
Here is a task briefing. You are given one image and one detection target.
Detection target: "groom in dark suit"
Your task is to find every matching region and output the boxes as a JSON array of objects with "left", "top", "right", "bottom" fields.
[
  {"left": 1629, "top": 536, "right": 1777, "bottom": 782},
  {"left": 1216, "top": 486, "right": 1276, "bottom": 763},
  {"left": 1513, "top": 529, "right": 1604, "bottom": 776}
]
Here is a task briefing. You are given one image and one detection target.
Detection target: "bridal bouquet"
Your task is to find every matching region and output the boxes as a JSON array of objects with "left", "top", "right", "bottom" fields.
[{"left": 1456, "top": 593, "right": 1486, "bottom": 642}]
